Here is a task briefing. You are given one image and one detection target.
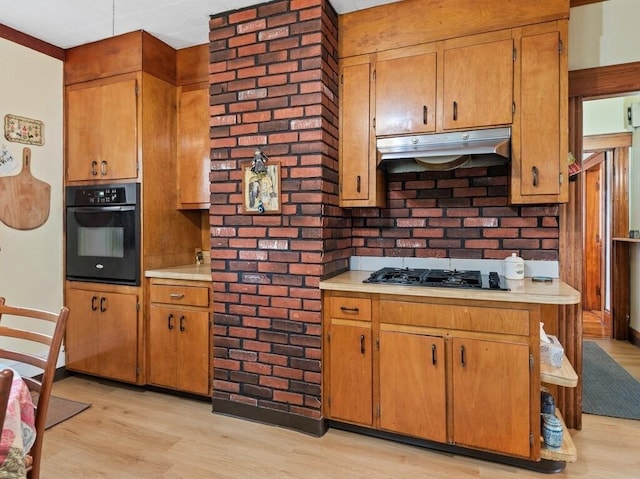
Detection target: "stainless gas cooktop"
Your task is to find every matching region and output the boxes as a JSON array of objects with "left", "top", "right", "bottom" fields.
[{"left": 363, "top": 267, "right": 508, "bottom": 291}]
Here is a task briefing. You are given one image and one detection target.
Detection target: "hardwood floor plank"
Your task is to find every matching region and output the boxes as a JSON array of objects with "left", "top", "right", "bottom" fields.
[
  {"left": 582, "top": 309, "right": 611, "bottom": 339},
  {"left": 41, "top": 375, "right": 640, "bottom": 478},
  {"left": 591, "top": 338, "right": 640, "bottom": 381}
]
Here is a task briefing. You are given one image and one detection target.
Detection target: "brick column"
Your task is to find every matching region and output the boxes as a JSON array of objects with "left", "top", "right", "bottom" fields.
[{"left": 208, "top": 0, "right": 347, "bottom": 433}]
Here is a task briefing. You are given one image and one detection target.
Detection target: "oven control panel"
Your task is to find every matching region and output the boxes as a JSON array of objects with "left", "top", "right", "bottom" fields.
[{"left": 66, "top": 183, "right": 138, "bottom": 206}]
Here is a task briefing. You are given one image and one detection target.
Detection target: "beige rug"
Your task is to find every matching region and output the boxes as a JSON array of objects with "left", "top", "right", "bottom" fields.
[{"left": 44, "top": 396, "right": 91, "bottom": 429}]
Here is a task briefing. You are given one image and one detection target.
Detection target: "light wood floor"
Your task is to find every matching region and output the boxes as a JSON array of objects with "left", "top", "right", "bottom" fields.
[
  {"left": 590, "top": 338, "right": 640, "bottom": 381},
  {"left": 42, "top": 373, "right": 640, "bottom": 479},
  {"left": 583, "top": 309, "right": 612, "bottom": 339}
]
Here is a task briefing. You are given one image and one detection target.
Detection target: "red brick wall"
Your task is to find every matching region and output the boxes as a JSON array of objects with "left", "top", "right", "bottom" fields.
[
  {"left": 209, "top": 0, "right": 346, "bottom": 420},
  {"left": 352, "top": 165, "right": 559, "bottom": 261}
]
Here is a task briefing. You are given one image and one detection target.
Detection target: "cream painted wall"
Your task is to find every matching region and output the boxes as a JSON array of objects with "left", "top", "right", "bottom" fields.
[
  {"left": 0, "top": 38, "right": 64, "bottom": 358},
  {"left": 570, "top": 0, "right": 640, "bottom": 333},
  {"left": 569, "top": 0, "right": 640, "bottom": 70}
]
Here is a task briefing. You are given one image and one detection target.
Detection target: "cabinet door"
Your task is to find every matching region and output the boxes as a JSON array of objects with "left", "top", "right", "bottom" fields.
[
  {"left": 66, "top": 78, "right": 138, "bottom": 182},
  {"left": 375, "top": 53, "right": 437, "bottom": 135},
  {"left": 100, "top": 79, "right": 138, "bottom": 180},
  {"left": 340, "top": 62, "right": 374, "bottom": 205},
  {"left": 149, "top": 304, "right": 178, "bottom": 388},
  {"left": 328, "top": 321, "right": 373, "bottom": 426},
  {"left": 443, "top": 39, "right": 513, "bottom": 130},
  {"left": 66, "top": 85, "right": 102, "bottom": 181},
  {"left": 176, "top": 310, "right": 210, "bottom": 395},
  {"left": 95, "top": 291, "right": 139, "bottom": 383},
  {"left": 177, "top": 87, "right": 210, "bottom": 209},
  {"left": 514, "top": 28, "right": 567, "bottom": 203},
  {"left": 379, "top": 331, "right": 446, "bottom": 442},
  {"left": 65, "top": 288, "right": 138, "bottom": 383},
  {"left": 65, "top": 288, "right": 100, "bottom": 374},
  {"left": 452, "top": 337, "right": 531, "bottom": 458}
]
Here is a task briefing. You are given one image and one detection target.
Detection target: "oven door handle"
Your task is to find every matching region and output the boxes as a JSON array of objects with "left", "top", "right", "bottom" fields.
[{"left": 67, "top": 205, "right": 136, "bottom": 213}]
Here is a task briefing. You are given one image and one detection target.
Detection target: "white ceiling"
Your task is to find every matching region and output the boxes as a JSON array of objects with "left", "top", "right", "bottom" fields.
[{"left": 0, "top": 0, "right": 400, "bottom": 50}]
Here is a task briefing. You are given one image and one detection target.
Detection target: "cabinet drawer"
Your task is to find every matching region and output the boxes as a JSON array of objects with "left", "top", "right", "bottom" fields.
[
  {"left": 380, "top": 301, "right": 529, "bottom": 336},
  {"left": 150, "top": 284, "right": 209, "bottom": 307},
  {"left": 329, "top": 296, "right": 371, "bottom": 321}
]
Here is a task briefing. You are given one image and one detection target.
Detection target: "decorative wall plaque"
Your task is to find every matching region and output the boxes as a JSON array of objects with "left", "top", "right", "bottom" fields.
[
  {"left": 242, "top": 161, "right": 281, "bottom": 214},
  {"left": 4, "top": 114, "right": 45, "bottom": 146}
]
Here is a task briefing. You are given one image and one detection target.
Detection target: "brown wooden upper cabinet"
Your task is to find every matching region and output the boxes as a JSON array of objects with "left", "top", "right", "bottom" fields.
[
  {"left": 176, "top": 44, "right": 211, "bottom": 210},
  {"left": 442, "top": 37, "right": 514, "bottom": 131},
  {"left": 66, "top": 75, "right": 139, "bottom": 182},
  {"left": 177, "top": 85, "right": 210, "bottom": 209},
  {"left": 511, "top": 22, "right": 569, "bottom": 204},
  {"left": 375, "top": 49, "right": 437, "bottom": 136},
  {"left": 338, "top": 0, "right": 570, "bottom": 207},
  {"left": 339, "top": 59, "right": 385, "bottom": 208}
]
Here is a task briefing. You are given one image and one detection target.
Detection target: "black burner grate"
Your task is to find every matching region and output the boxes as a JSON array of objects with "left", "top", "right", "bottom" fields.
[{"left": 363, "top": 267, "right": 507, "bottom": 291}]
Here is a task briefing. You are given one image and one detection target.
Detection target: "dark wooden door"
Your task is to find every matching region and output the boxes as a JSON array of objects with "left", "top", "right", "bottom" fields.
[{"left": 584, "top": 153, "right": 604, "bottom": 311}]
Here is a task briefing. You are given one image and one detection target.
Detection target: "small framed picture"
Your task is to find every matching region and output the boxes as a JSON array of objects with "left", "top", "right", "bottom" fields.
[
  {"left": 4, "top": 114, "right": 45, "bottom": 146},
  {"left": 242, "top": 161, "right": 281, "bottom": 214}
]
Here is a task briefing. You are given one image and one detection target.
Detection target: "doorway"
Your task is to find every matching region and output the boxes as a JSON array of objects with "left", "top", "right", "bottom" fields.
[
  {"left": 581, "top": 130, "right": 632, "bottom": 340},
  {"left": 565, "top": 60, "right": 640, "bottom": 429},
  {"left": 582, "top": 150, "right": 609, "bottom": 338}
]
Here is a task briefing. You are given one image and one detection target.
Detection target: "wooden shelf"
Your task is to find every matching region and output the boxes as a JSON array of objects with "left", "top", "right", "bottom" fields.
[
  {"left": 613, "top": 237, "right": 640, "bottom": 243},
  {"left": 540, "top": 354, "right": 578, "bottom": 388},
  {"left": 540, "top": 410, "right": 577, "bottom": 463}
]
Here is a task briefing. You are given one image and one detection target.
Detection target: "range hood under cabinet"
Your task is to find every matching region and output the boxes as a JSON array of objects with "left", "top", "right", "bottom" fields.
[{"left": 376, "top": 127, "right": 511, "bottom": 173}]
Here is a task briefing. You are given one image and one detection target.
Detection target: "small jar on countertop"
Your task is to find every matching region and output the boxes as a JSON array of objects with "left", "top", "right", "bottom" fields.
[{"left": 504, "top": 253, "right": 525, "bottom": 280}]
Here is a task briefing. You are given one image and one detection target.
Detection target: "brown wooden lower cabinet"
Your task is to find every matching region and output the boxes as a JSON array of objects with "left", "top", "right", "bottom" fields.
[
  {"left": 65, "top": 282, "right": 140, "bottom": 384},
  {"left": 147, "top": 278, "right": 212, "bottom": 396},
  {"left": 323, "top": 291, "right": 578, "bottom": 464},
  {"left": 326, "top": 294, "right": 373, "bottom": 426},
  {"left": 451, "top": 337, "right": 531, "bottom": 457},
  {"left": 379, "top": 331, "right": 446, "bottom": 442},
  {"left": 327, "top": 321, "right": 373, "bottom": 426}
]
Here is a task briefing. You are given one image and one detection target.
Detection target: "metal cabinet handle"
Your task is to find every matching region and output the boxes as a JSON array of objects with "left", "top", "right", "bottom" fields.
[
  {"left": 170, "top": 293, "right": 185, "bottom": 300},
  {"left": 453, "top": 101, "right": 458, "bottom": 121},
  {"left": 532, "top": 166, "right": 539, "bottom": 187},
  {"left": 360, "top": 334, "right": 366, "bottom": 354},
  {"left": 460, "top": 345, "right": 466, "bottom": 367},
  {"left": 340, "top": 306, "right": 359, "bottom": 313},
  {"left": 100, "top": 160, "right": 107, "bottom": 175},
  {"left": 99, "top": 297, "right": 106, "bottom": 312},
  {"left": 423, "top": 105, "right": 428, "bottom": 124},
  {"left": 356, "top": 175, "right": 361, "bottom": 193},
  {"left": 432, "top": 343, "right": 437, "bottom": 365},
  {"left": 168, "top": 313, "right": 174, "bottom": 330},
  {"left": 91, "top": 161, "right": 98, "bottom": 176},
  {"left": 180, "top": 315, "right": 186, "bottom": 332},
  {"left": 91, "top": 295, "right": 98, "bottom": 311}
]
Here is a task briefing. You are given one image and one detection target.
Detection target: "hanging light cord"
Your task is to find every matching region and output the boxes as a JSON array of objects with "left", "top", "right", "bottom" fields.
[{"left": 112, "top": 0, "right": 116, "bottom": 36}]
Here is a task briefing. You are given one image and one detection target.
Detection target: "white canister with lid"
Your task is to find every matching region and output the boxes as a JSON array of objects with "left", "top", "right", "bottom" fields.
[{"left": 504, "top": 253, "right": 525, "bottom": 280}]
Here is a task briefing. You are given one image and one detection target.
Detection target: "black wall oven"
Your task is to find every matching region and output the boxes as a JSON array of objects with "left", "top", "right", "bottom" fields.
[{"left": 65, "top": 183, "right": 141, "bottom": 285}]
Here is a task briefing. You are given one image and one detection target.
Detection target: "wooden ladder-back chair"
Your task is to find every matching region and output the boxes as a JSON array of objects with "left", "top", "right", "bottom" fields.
[
  {"left": 0, "top": 297, "right": 69, "bottom": 479},
  {"left": 0, "top": 368, "right": 14, "bottom": 430}
]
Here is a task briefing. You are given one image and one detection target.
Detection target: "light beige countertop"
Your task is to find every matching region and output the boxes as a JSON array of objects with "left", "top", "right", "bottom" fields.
[
  {"left": 319, "top": 270, "right": 580, "bottom": 305},
  {"left": 145, "top": 264, "right": 211, "bottom": 282}
]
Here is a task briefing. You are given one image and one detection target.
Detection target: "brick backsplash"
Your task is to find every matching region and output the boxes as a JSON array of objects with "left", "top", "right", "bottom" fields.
[{"left": 352, "top": 165, "right": 559, "bottom": 261}]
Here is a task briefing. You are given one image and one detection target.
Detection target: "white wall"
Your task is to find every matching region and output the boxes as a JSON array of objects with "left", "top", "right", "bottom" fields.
[
  {"left": 0, "top": 38, "right": 64, "bottom": 361},
  {"left": 570, "top": 0, "right": 640, "bottom": 333},
  {"left": 569, "top": 0, "right": 640, "bottom": 70}
]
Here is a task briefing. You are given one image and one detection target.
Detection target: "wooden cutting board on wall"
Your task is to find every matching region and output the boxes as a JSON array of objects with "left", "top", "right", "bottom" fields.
[{"left": 0, "top": 147, "right": 51, "bottom": 230}]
